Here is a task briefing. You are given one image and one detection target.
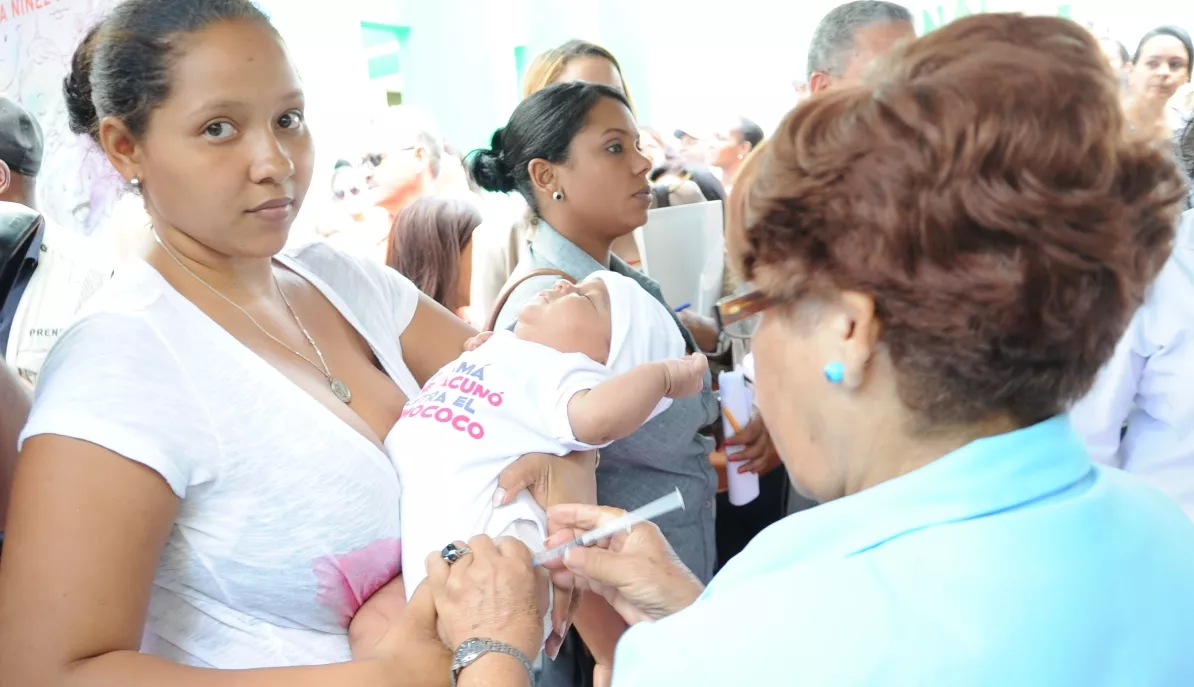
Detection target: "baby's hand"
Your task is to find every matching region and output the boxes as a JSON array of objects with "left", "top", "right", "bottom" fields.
[
  {"left": 464, "top": 331, "right": 494, "bottom": 352},
  {"left": 661, "top": 353, "right": 708, "bottom": 399}
]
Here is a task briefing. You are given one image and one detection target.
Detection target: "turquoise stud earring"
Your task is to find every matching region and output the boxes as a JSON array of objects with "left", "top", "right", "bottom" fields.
[{"left": 824, "top": 362, "right": 845, "bottom": 384}]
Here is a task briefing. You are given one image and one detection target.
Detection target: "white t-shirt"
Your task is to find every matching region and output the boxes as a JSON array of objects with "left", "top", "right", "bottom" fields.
[
  {"left": 389, "top": 331, "right": 668, "bottom": 599},
  {"left": 19, "top": 242, "right": 422, "bottom": 668},
  {"left": 5, "top": 218, "right": 111, "bottom": 384},
  {"left": 1069, "top": 210, "right": 1194, "bottom": 518}
]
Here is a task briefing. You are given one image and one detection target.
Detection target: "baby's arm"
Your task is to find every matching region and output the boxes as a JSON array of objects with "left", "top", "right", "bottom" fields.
[{"left": 568, "top": 354, "right": 707, "bottom": 446}]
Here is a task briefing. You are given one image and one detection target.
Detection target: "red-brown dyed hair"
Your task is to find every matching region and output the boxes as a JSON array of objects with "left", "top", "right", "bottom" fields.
[
  {"left": 730, "top": 13, "right": 1187, "bottom": 428},
  {"left": 386, "top": 197, "right": 483, "bottom": 312}
]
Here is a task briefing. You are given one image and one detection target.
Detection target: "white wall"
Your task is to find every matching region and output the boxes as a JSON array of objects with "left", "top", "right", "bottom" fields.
[{"left": 0, "top": 0, "right": 373, "bottom": 243}]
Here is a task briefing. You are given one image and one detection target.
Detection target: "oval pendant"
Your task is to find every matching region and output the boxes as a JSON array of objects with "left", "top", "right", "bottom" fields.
[{"left": 330, "top": 377, "right": 353, "bottom": 404}]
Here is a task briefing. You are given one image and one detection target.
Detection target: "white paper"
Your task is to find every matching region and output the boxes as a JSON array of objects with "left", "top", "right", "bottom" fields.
[
  {"left": 742, "top": 353, "right": 756, "bottom": 383},
  {"left": 719, "top": 370, "right": 760, "bottom": 506},
  {"left": 633, "top": 201, "right": 725, "bottom": 315}
]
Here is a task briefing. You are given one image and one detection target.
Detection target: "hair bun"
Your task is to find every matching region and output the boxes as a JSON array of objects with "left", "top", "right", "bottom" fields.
[
  {"left": 467, "top": 127, "right": 516, "bottom": 194},
  {"left": 64, "top": 24, "right": 103, "bottom": 140}
]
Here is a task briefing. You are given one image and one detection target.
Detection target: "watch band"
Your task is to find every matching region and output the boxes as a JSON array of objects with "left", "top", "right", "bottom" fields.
[{"left": 450, "top": 637, "right": 534, "bottom": 687}]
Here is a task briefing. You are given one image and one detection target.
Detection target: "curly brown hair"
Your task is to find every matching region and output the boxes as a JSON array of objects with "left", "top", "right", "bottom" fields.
[{"left": 730, "top": 14, "right": 1187, "bottom": 428}]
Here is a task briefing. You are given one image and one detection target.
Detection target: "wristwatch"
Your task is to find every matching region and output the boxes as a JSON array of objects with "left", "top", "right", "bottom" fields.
[{"left": 450, "top": 637, "right": 534, "bottom": 686}]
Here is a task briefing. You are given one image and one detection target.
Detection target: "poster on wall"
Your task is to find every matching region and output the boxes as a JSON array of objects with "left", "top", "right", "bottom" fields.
[{"left": 2, "top": 0, "right": 125, "bottom": 238}]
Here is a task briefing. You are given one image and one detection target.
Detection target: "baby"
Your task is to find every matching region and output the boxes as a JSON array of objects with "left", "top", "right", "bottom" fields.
[{"left": 386, "top": 271, "right": 706, "bottom": 635}]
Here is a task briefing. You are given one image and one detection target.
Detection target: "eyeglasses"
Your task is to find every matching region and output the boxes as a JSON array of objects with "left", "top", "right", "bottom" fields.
[
  {"left": 714, "top": 287, "right": 782, "bottom": 339},
  {"left": 361, "top": 146, "right": 417, "bottom": 170}
]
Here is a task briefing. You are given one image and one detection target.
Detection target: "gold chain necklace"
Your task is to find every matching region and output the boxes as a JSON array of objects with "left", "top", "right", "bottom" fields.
[{"left": 152, "top": 229, "right": 353, "bottom": 404}]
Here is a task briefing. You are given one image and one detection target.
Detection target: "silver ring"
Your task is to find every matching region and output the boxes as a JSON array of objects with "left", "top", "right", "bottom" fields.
[{"left": 442, "top": 542, "right": 471, "bottom": 565}]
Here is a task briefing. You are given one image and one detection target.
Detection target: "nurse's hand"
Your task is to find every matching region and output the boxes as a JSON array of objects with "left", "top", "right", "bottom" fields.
[
  {"left": 542, "top": 504, "right": 704, "bottom": 626},
  {"left": 425, "top": 536, "right": 547, "bottom": 659},
  {"left": 496, "top": 450, "right": 598, "bottom": 657}
]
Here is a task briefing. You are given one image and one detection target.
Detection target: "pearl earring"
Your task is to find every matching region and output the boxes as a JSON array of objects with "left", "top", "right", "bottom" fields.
[
  {"left": 130, "top": 177, "right": 141, "bottom": 191},
  {"left": 553, "top": 191, "right": 564, "bottom": 201}
]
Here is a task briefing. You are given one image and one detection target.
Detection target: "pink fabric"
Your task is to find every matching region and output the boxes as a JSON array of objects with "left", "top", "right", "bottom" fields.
[{"left": 313, "top": 538, "right": 403, "bottom": 628}]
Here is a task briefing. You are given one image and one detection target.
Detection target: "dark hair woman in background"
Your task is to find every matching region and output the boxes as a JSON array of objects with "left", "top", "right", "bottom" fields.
[
  {"left": 470, "top": 39, "right": 642, "bottom": 324},
  {"left": 709, "top": 116, "right": 765, "bottom": 192},
  {"left": 468, "top": 81, "right": 721, "bottom": 685},
  {"left": 386, "top": 197, "right": 482, "bottom": 320},
  {"left": 1125, "top": 25, "right": 1192, "bottom": 142}
]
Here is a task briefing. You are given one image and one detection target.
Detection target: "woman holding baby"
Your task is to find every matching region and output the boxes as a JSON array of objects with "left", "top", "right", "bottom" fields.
[{"left": 0, "top": 1, "right": 597, "bottom": 686}]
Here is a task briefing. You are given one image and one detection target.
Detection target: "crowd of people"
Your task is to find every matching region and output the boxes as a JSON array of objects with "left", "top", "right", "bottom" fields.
[{"left": 0, "top": 0, "right": 1193, "bottom": 685}]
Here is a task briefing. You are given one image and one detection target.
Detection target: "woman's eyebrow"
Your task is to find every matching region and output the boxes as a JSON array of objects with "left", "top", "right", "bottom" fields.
[{"left": 188, "top": 90, "right": 305, "bottom": 118}]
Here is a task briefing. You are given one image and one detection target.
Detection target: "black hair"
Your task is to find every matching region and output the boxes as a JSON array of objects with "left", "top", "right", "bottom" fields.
[
  {"left": 64, "top": 0, "right": 274, "bottom": 143},
  {"left": 735, "top": 117, "right": 765, "bottom": 149},
  {"left": 1133, "top": 26, "right": 1194, "bottom": 78},
  {"left": 468, "top": 81, "right": 631, "bottom": 213}
]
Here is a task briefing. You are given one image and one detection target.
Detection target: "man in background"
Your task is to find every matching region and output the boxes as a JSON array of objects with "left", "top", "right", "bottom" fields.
[
  {"left": 807, "top": 0, "right": 916, "bottom": 94},
  {"left": 346, "top": 107, "right": 480, "bottom": 263},
  {"left": 715, "top": 2, "right": 919, "bottom": 556},
  {"left": 365, "top": 106, "right": 449, "bottom": 223},
  {"left": 0, "top": 95, "right": 109, "bottom": 384}
]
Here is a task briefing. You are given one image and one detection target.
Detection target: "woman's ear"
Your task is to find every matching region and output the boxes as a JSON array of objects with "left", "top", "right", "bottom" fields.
[
  {"left": 818, "top": 291, "right": 879, "bottom": 390},
  {"left": 97, "top": 115, "right": 143, "bottom": 184},
  {"left": 0, "top": 160, "right": 10, "bottom": 197},
  {"left": 527, "top": 158, "right": 559, "bottom": 198}
]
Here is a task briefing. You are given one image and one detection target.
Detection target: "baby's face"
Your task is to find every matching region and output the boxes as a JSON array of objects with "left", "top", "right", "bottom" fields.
[{"left": 514, "top": 278, "right": 613, "bottom": 363}]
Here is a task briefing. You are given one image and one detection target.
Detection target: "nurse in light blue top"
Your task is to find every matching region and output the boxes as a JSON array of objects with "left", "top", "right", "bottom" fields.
[{"left": 531, "top": 14, "right": 1194, "bottom": 687}]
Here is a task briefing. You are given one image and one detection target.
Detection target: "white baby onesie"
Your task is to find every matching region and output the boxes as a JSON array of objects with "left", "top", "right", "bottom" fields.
[{"left": 387, "top": 331, "right": 672, "bottom": 603}]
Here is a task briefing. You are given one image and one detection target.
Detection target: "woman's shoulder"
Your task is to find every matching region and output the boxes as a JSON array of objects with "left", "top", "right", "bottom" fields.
[
  {"left": 283, "top": 239, "right": 389, "bottom": 288},
  {"left": 51, "top": 259, "right": 182, "bottom": 353},
  {"left": 282, "top": 240, "right": 421, "bottom": 334}
]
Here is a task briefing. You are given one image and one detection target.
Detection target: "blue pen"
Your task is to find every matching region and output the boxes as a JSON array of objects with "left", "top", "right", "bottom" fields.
[{"left": 674, "top": 302, "right": 692, "bottom": 313}]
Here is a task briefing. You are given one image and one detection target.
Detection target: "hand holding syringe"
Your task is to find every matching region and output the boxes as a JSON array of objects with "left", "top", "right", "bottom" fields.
[{"left": 532, "top": 488, "right": 685, "bottom": 567}]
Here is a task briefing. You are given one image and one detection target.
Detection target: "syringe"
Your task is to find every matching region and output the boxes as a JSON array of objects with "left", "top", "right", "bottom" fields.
[{"left": 532, "top": 488, "right": 685, "bottom": 567}]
